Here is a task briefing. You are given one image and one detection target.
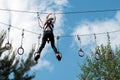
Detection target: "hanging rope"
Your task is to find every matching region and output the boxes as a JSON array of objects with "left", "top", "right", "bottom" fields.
[
  {"left": 34, "top": 34, "right": 41, "bottom": 59},
  {"left": 5, "top": 24, "right": 12, "bottom": 50},
  {"left": 17, "top": 29, "right": 24, "bottom": 55},
  {"left": 107, "top": 32, "right": 111, "bottom": 44},
  {"left": 106, "top": 32, "right": 114, "bottom": 60},
  {"left": 77, "top": 35, "right": 85, "bottom": 57},
  {"left": 37, "top": 12, "right": 44, "bottom": 29}
]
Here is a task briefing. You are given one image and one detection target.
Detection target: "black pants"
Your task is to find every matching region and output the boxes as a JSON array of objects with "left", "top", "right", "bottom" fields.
[{"left": 38, "top": 31, "right": 58, "bottom": 54}]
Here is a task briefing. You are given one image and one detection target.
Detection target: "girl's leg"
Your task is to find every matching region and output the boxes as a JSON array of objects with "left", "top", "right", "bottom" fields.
[
  {"left": 34, "top": 33, "right": 47, "bottom": 62},
  {"left": 50, "top": 33, "right": 58, "bottom": 54},
  {"left": 50, "top": 33, "right": 61, "bottom": 61},
  {"left": 38, "top": 34, "right": 47, "bottom": 54}
]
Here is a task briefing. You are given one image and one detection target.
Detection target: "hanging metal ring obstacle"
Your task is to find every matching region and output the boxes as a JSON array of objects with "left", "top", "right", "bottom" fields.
[
  {"left": 77, "top": 35, "right": 85, "bottom": 57},
  {"left": 94, "top": 34, "right": 100, "bottom": 60},
  {"left": 18, "top": 29, "right": 24, "bottom": 55},
  {"left": 106, "top": 32, "right": 114, "bottom": 60},
  {"left": 5, "top": 25, "right": 12, "bottom": 50}
]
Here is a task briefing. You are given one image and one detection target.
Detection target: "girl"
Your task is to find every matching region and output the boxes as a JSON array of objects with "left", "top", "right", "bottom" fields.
[{"left": 34, "top": 13, "right": 62, "bottom": 62}]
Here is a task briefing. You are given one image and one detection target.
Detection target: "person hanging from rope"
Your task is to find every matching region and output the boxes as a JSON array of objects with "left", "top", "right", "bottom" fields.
[{"left": 34, "top": 13, "right": 62, "bottom": 62}]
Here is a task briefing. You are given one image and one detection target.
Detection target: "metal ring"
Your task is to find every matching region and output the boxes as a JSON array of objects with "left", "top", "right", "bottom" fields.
[
  {"left": 5, "top": 42, "right": 12, "bottom": 50},
  {"left": 95, "top": 51, "right": 100, "bottom": 60},
  {"left": 17, "top": 46, "right": 24, "bottom": 55},
  {"left": 78, "top": 48, "right": 84, "bottom": 57}
]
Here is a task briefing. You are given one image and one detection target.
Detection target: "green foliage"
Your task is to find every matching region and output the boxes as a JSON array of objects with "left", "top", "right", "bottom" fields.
[
  {"left": 0, "top": 31, "right": 37, "bottom": 80},
  {"left": 78, "top": 43, "right": 120, "bottom": 80}
]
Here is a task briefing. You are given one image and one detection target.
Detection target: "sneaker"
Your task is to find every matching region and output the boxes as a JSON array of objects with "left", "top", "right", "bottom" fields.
[
  {"left": 56, "top": 53, "right": 62, "bottom": 61},
  {"left": 34, "top": 52, "right": 40, "bottom": 62}
]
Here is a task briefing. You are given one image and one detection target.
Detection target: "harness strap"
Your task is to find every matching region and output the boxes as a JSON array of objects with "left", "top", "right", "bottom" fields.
[{"left": 44, "top": 23, "right": 54, "bottom": 31}]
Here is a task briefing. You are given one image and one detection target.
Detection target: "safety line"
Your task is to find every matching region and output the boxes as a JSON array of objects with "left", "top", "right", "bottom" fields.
[{"left": 0, "top": 8, "right": 120, "bottom": 14}]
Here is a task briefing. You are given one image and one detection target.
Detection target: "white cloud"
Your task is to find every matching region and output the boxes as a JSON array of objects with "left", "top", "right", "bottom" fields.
[
  {"left": 0, "top": 0, "right": 68, "bottom": 71},
  {"left": 32, "top": 59, "right": 54, "bottom": 72},
  {"left": 72, "top": 11, "right": 120, "bottom": 51},
  {"left": 55, "top": 0, "right": 68, "bottom": 6}
]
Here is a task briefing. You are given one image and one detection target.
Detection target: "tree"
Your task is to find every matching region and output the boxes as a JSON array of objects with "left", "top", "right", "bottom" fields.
[
  {"left": 78, "top": 42, "right": 120, "bottom": 80},
  {"left": 0, "top": 31, "right": 37, "bottom": 80}
]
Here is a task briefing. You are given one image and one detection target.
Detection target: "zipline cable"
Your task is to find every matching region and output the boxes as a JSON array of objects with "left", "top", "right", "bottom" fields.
[
  {"left": 0, "top": 8, "right": 120, "bottom": 14},
  {"left": 0, "top": 8, "right": 36, "bottom": 14}
]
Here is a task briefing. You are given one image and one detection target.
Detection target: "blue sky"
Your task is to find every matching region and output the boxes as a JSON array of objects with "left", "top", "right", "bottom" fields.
[{"left": 0, "top": 0, "right": 120, "bottom": 80}]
